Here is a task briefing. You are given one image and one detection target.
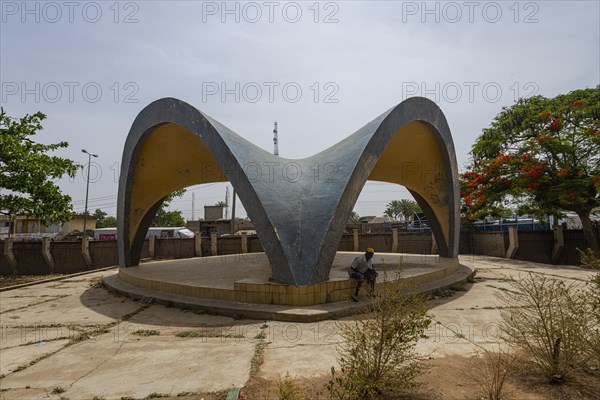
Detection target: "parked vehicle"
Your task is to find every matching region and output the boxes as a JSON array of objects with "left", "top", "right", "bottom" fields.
[
  {"left": 472, "top": 215, "right": 548, "bottom": 231},
  {"left": 94, "top": 228, "right": 117, "bottom": 240},
  {"left": 234, "top": 230, "right": 257, "bottom": 236}
]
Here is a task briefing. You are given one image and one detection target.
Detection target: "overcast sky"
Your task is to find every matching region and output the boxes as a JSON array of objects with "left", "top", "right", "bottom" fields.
[{"left": 1, "top": 0, "right": 598, "bottom": 220}]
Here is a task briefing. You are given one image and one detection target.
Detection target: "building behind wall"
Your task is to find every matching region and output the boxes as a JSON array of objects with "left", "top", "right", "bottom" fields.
[
  {"left": 182, "top": 205, "right": 255, "bottom": 237},
  {"left": 187, "top": 218, "right": 254, "bottom": 237},
  {"left": 0, "top": 214, "right": 96, "bottom": 239},
  {"left": 204, "top": 205, "right": 224, "bottom": 221}
]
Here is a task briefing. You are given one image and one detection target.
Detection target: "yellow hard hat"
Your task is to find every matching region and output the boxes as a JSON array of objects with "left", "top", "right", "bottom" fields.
[{"left": 366, "top": 247, "right": 375, "bottom": 253}]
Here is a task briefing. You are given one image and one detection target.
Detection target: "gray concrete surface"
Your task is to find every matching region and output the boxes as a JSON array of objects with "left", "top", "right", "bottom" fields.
[{"left": 0, "top": 256, "right": 595, "bottom": 399}]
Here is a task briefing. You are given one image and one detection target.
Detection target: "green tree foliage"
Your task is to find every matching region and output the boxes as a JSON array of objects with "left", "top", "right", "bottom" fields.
[
  {"left": 359, "top": 216, "right": 375, "bottom": 223},
  {"left": 153, "top": 209, "right": 185, "bottom": 227},
  {"left": 461, "top": 87, "right": 600, "bottom": 252},
  {"left": 103, "top": 216, "right": 117, "bottom": 228},
  {"left": 93, "top": 209, "right": 117, "bottom": 228},
  {"left": 384, "top": 199, "right": 421, "bottom": 221},
  {"left": 93, "top": 209, "right": 106, "bottom": 226},
  {"left": 152, "top": 189, "right": 186, "bottom": 227},
  {"left": 0, "top": 109, "right": 78, "bottom": 226}
]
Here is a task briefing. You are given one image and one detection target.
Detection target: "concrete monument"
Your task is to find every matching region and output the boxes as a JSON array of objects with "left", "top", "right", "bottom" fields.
[{"left": 117, "top": 97, "right": 459, "bottom": 286}]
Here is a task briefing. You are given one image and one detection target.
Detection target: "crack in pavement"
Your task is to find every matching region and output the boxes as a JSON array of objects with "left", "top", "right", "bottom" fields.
[
  {"left": 479, "top": 266, "right": 592, "bottom": 282},
  {"left": 0, "top": 295, "right": 71, "bottom": 315},
  {"left": 0, "top": 344, "right": 71, "bottom": 381},
  {"left": 67, "top": 334, "right": 128, "bottom": 390},
  {"left": 0, "top": 336, "right": 74, "bottom": 350},
  {"left": 269, "top": 342, "right": 340, "bottom": 349},
  {"left": 0, "top": 304, "right": 149, "bottom": 382}
]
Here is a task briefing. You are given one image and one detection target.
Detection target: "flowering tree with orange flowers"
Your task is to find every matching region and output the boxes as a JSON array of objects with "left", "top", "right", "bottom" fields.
[{"left": 461, "top": 87, "right": 600, "bottom": 254}]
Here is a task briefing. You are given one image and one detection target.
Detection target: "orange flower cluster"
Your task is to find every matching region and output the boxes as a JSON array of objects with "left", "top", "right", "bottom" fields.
[
  {"left": 462, "top": 170, "right": 488, "bottom": 207},
  {"left": 572, "top": 99, "right": 584, "bottom": 108},
  {"left": 536, "top": 135, "right": 551, "bottom": 144},
  {"left": 548, "top": 118, "right": 563, "bottom": 132},
  {"left": 463, "top": 193, "right": 475, "bottom": 205},
  {"left": 563, "top": 190, "right": 576, "bottom": 204},
  {"left": 539, "top": 111, "right": 551, "bottom": 122},
  {"left": 520, "top": 163, "right": 544, "bottom": 178},
  {"left": 495, "top": 152, "right": 514, "bottom": 164},
  {"left": 520, "top": 149, "right": 537, "bottom": 161},
  {"left": 558, "top": 168, "right": 569, "bottom": 176}
]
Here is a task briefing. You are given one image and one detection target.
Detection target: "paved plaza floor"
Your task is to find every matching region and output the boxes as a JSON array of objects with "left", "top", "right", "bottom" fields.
[
  {"left": 106, "top": 252, "right": 465, "bottom": 321},
  {"left": 0, "top": 255, "right": 596, "bottom": 399}
]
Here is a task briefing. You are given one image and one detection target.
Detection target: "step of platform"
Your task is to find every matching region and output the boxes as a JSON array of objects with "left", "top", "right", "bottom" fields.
[{"left": 103, "top": 264, "right": 475, "bottom": 322}]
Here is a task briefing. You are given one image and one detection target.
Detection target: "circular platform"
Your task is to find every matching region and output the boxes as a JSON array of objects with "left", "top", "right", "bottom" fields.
[{"left": 103, "top": 252, "right": 474, "bottom": 322}]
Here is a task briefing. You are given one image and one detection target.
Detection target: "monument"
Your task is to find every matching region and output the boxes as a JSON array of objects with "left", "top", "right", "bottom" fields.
[{"left": 117, "top": 97, "right": 460, "bottom": 286}]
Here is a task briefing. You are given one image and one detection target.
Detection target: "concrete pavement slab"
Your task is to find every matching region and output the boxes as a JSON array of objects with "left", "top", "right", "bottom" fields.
[
  {"left": 125, "top": 303, "right": 260, "bottom": 333},
  {"left": 0, "top": 334, "right": 254, "bottom": 399},
  {"left": 0, "top": 287, "right": 141, "bottom": 327},
  {"left": 255, "top": 320, "right": 343, "bottom": 379},
  {"left": 0, "top": 387, "right": 49, "bottom": 400},
  {"left": 67, "top": 337, "right": 253, "bottom": 399},
  {"left": 0, "top": 295, "right": 67, "bottom": 313},
  {"left": 430, "top": 281, "right": 508, "bottom": 311},
  {"left": 460, "top": 256, "right": 594, "bottom": 282},
  {"left": 259, "top": 341, "right": 339, "bottom": 380},
  {"left": 0, "top": 339, "right": 70, "bottom": 376},
  {"left": 1, "top": 324, "right": 79, "bottom": 351}
]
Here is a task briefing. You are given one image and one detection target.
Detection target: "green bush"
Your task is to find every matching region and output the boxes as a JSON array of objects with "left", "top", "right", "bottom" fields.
[{"left": 327, "top": 270, "right": 431, "bottom": 399}]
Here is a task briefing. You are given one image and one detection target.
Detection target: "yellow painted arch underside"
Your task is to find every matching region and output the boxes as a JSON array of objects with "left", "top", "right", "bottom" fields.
[
  {"left": 129, "top": 123, "right": 227, "bottom": 242},
  {"left": 368, "top": 121, "right": 449, "bottom": 245},
  {"left": 130, "top": 121, "right": 450, "bottom": 247}
]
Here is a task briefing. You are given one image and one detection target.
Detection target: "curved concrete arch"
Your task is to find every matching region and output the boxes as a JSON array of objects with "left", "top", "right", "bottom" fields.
[{"left": 118, "top": 97, "right": 459, "bottom": 286}]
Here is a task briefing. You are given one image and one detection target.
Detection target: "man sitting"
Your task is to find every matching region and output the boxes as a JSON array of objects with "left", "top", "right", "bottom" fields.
[{"left": 348, "top": 247, "right": 378, "bottom": 301}]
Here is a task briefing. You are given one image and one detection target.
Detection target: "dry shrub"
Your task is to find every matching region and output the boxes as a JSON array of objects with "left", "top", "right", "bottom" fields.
[
  {"left": 327, "top": 269, "right": 431, "bottom": 399},
  {"left": 249, "top": 373, "right": 308, "bottom": 400},
  {"left": 497, "top": 273, "right": 595, "bottom": 382},
  {"left": 88, "top": 276, "right": 104, "bottom": 288},
  {"left": 578, "top": 247, "right": 600, "bottom": 270},
  {"left": 579, "top": 248, "right": 600, "bottom": 366},
  {"left": 276, "top": 372, "right": 305, "bottom": 400},
  {"left": 469, "top": 344, "right": 519, "bottom": 400}
]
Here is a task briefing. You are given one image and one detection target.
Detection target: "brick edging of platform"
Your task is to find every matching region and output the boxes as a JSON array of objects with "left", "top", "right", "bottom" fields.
[{"left": 102, "top": 265, "right": 475, "bottom": 323}]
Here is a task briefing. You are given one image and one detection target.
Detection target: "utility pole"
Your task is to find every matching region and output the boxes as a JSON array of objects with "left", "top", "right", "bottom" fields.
[
  {"left": 231, "top": 189, "right": 237, "bottom": 234},
  {"left": 192, "top": 193, "right": 195, "bottom": 220},
  {"left": 225, "top": 186, "right": 230, "bottom": 219},
  {"left": 81, "top": 149, "right": 98, "bottom": 237},
  {"left": 273, "top": 121, "right": 279, "bottom": 156}
]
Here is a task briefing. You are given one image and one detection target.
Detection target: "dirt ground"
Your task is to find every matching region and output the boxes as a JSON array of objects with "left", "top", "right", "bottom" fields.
[{"left": 238, "top": 355, "right": 600, "bottom": 400}]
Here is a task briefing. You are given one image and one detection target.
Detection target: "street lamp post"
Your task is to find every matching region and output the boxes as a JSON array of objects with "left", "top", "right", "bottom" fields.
[{"left": 82, "top": 149, "right": 98, "bottom": 237}]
